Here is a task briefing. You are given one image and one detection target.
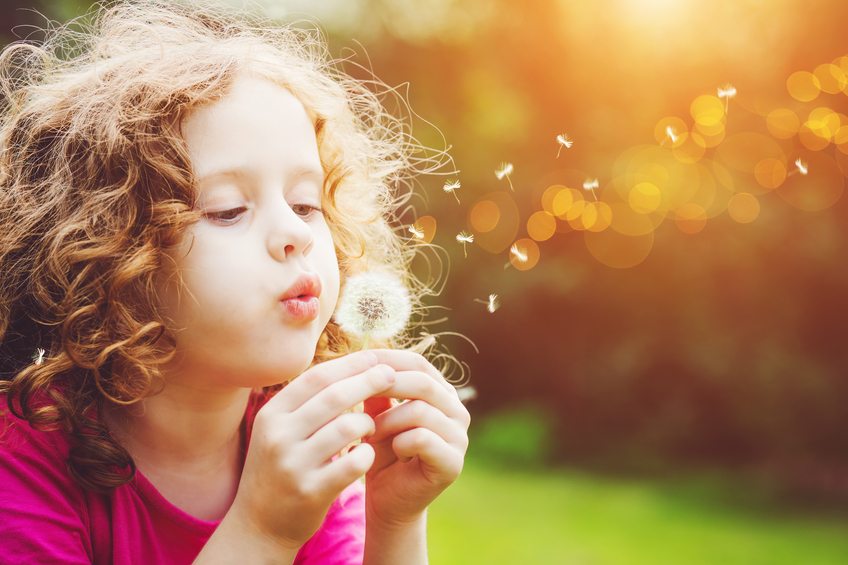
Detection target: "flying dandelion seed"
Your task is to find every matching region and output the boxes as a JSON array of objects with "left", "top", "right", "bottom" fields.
[
  {"left": 504, "top": 242, "right": 529, "bottom": 269},
  {"left": 443, "top": 179, "right": 462, "bottom": 204},
  {"left": 456, "top": 385, "right": 478, "bottom": 404},
  {"left": 717, "top": 83, "right": 737, "bottom": 113},
  {"left": 495, "top": 162, "right": 515, "bottom": 191},
  {"left": 793, "top": 158, "right": 809, "bottom": 176},
  {"left": 334, "top": 270, "right": 412, "bottom": 350},
  {"left": 583, "top": 178, "right": 599, "bottom": 201},
  {"left": 32, "top": 348, "right": 46, "bottom": 366},
  {"left": 408, "top": 223, "right": 424, "bottom": 239},
  {"left": 456, "top": 231, "right": 474, "bottom": 258},
  {"left": 664, "top": 125, "right": 679, "bottom": 146},
  {"left": 473, "top": 293, "right": 500, "bottom": 313},
  {"left": 555, "top": 133, "right": 573, "bottom": 158}
]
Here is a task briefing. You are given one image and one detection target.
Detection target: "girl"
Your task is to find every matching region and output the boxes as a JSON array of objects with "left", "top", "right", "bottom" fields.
[{"left": 0, "top": 1, "right": 469, "bottom": 563}]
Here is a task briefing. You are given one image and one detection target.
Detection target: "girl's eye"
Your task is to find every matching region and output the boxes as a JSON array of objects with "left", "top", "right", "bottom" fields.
[
  {"left": 292, "top": 204, "right": 325, "bottom": 218},
  {"left": 204, "top": 207, "right": 248, "bottom": 225}
]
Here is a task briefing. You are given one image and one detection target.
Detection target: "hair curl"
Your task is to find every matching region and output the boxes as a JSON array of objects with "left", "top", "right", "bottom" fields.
[{"left": 0, "top": 0, "right": 464, "bottom": 495}]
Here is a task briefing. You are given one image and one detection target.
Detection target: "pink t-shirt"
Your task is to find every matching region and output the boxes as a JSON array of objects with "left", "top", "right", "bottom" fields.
[{"left": 0, "top": 389, "right": 365, "bottom": 564}]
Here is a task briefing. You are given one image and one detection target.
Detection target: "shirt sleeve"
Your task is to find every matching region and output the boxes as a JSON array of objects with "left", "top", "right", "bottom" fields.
[
  {"left": 295, "top": 478, "right": 366, "bottom": 565},
  {"left": 0, "top": 415, "right": 93, "bottom": 564}
]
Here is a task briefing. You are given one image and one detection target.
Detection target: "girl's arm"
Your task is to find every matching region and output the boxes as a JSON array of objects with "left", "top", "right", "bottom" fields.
[
  {"left": 363, "top": 510, "right": 428, "bottom": 565},
  {"left": 192, "top": 505, "right": 300, "bottom": 565}
]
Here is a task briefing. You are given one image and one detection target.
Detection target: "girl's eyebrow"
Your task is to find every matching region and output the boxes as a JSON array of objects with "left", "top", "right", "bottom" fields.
[{"left": 197, "top": 165, "right": 324, "bottom": 187}]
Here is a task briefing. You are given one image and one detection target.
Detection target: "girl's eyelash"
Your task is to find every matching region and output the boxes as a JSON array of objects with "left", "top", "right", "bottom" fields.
[{"left": 204, "top": 204, "right": 324, "bottom": 225}]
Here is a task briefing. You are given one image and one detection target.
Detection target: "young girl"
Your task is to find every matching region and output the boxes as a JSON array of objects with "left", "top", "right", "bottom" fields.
[{"left": 0, "top": 1, "right": 469, "bottom": 563}]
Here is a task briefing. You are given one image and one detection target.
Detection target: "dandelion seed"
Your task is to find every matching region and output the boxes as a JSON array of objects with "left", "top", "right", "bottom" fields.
[
  {"left": 795, "top": 158, "right": 808, "bottom": 176},
  {"left": 408, "top": 223, "right": 424, "bottom": 239},
  {"left": 443, "top": 179, "right": 462, "bottom": 204},
  {"left": 555, "top": 133, "right": 573, "bottom": 158},
  {"left": 473, "top": 293, "right": 500, "bottom": 313},
  {"left": 456, "top": 385, "right": 478, "bottom": 404},
  {"left": 494, "top": 162, "right": 515, "bottom": 191},
  {"left": 334, "top": 270, "right": 412, "bottom": 350},
  {"left": 456, "top": 231, "right": 474, "bottom": 258},
  {"left": 583, "top": 178, "right": 599, "bottom": 201},
  {"left": 32, "top": 348, "right": 46, "bottom": 366},
  {"left": 717, "top": 83, "right": 737, "bottom": 113},
  {"left": 665, "top": 125, "right": 679, "bottom": 145},
  {"left": 503, "top": 243, "right": 529, "bottom": 269}
]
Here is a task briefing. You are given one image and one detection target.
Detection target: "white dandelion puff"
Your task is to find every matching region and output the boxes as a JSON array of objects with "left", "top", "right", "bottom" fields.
[
  {"left": 408, "top": 223, "right": 424, "bottom": 239},
  {"left": 495, "top": 162, "right": 515, "bottom": 191},
  {"left": 795, "top": 158, "right": 808, "bottom": 176},
  {"left": 474, "top": 293, "right": 500, "bottom": 313},
  {"left": 334, "top": 270, "right": 412, "bottom": 349},
  {"left": 556, "top": 133, "right": 573, "bottom": 158},
  {"left": 443, "top": 179, "right": 462, "bottom": 204},
  {"left": 32, "top": 348, "right": 46, "bottom": 366},
  {"left": 583, "top": 178, "right": 599, "bottom": 201},
  {"left": 456, "top": 385, "right": 478, "bottom": 404},
  {"left": 717, "top": 83, "right": 737, "bottom": 113},
  {"left": 456, "top": 231, "right": 474, "bottom": 258},
  {"left": 510, "top": 243, "right": 528, "bottom": 263}
]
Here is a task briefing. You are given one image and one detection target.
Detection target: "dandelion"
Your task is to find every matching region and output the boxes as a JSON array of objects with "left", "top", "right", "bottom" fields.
[
  {"left": 473, "top": 293, "right": 500, "bottom": 313},
  {"left": 793, "top": 157, "right": 809, "bottom": 176},
  {"left": 583, "top": 178, "right": 599, "bottom": 201},
  {"left": 664, "top": 125, "right": 679, "bottom": 146},
  {"left": 443, "top": 179, "right": 462, "bottom": 204},
  {"left": 408, "top": 223, "right": 424, "bottom": 240},
  {"left": 555, "top": 133, "right": 573, "bottom": 158},
  {"left": 32, "top": 348, "right": 46, "bottom": 366},
  {"left": 495, "top": 162, "right": 515, "bottom": 191},
  {"left": 334, "top": 270, "right": 412, "bottom": 350},
  {"left": 456, "top": 231, "right": 474, "bottom": 258},
  {"left": 717, "top": 83, "right": 737, "bottom": 113},
  {"left": 456, "top": 385, "right": 478, "bottom": 404}
]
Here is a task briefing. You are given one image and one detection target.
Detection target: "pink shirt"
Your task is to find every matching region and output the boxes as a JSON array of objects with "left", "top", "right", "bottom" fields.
[{"left": 0, "top": 389, "right": 365, "bottom": 564}]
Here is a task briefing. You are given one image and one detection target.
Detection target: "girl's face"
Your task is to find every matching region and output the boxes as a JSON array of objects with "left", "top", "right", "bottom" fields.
[{"left": 156, "top": 74, "right": 340, "bottom": 389}]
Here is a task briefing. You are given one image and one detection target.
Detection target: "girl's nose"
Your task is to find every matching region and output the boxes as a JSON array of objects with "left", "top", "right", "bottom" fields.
[{"left": 266, "top": 201, "right": 314, "bottom": 262}]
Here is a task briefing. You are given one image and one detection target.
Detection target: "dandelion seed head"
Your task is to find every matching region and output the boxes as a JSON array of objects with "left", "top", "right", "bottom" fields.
[
  {"left": 795, "top": 158, "right": 809, "bottom": 175},
  {"left": 408, "top": 224, "right": 424, "bottom": 239},
  {"left": 556, "top": 133, "right": 573, "bottom": 149},
  {"left": 495, "top": 162, "right": 514, "bottom": 180},
  {"left": 456, "top": 231, "right": 474, "bottom": 244},
  {"left": 32, "top": 347, "right": 46, "bottom": 366},
  {"left": 717, "top": 84, "right": 737, "bottom": 99},
  {"left": 665, "top": 125, "right": 678, "bottom": 143},
  {"left": 487, "top": 293, "right": 500, "bottom": 313},
  {"left": 334, "top": 270, "right": 412, "bottom": 340},
  {"left": 582, "top": 178, "right": 599, "bottom": 191},
  {"left": 443, "top": 179, "right": 461, "bottom": 192},
  {"left": 510, "top": 243, "right": 528, "bottom": 263},
  {"left": 456, "top": 385, "right": 478, "bottom": 403}
]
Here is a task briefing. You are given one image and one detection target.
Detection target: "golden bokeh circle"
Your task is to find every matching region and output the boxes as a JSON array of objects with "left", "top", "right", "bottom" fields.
[
  {"left": 673, "top": 132, "right": 707, "bottom": 163},
  {"left": 584, "top": 229, "right": 654, "bottom": 269},
  {"left": 691, "top": 95, "right": 725, "bottom": 127},
  {"left": 541, "top": 184, "right": 567, "bottom": 215},
  {"left": 467, "top": 191, "right": 520, "bottom": 254},
  {"left": 727, "top": 193, "right": 761, "bottom": 224},
  {"left": 507, "top": 238, "right": 539, "bottom": 271},
  {"left": 527, "top": 210, "right": 557, "bottom": 242},
  {"left": 607, "top": 201, "right": 661, "bottom": 236},
  {"left": 584, "top": 201, "right": 613, "bottom": 232},
  {"left": 675, "top": 203, "right": 708, "bottom": 234},
  {"left": 799, "top": 123, "right": 831, "bottom": 151},
  {"left": 552, "top": 187, "right": 581, "bottom": 218},
  {"left": 813, "top": 63, "right": 848, "bottom": 94},
  {"left": 469, "top": 199, "right": 501, "bottom": 233},
  {"left": 753, "top": 158, "right": 787, "bottom": 190},
  {"left": 776, "top": 152, "right": 845, "bottom": 211},
  {"left": 629, "top": 182, "right": 662, "bottom": 213},
  {"left": 766, "top": 108, "right": 800, "bottom": 139},
  {"left": 715, "top": 132, "right": 786, "bottom": 174},
  {"left": 654, "top": 116, "right": 688, "bottom": 147},
  {"left": 787, "top": 70, "right": 821, "bottom": 102}
]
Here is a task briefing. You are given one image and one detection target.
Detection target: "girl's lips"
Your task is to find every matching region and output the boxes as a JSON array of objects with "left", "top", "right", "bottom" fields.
[{"left": 280, "top": 295, "right": 319, "bottom": 321}]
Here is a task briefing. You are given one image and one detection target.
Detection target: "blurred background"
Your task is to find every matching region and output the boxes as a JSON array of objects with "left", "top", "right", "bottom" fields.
[{"left": 3, "top": 0, "right": 847, "bottom": 563}]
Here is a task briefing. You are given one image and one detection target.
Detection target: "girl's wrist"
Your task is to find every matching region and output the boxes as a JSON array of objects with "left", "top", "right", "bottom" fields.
[{"left": 364, "top": 509, "right": 428, "bottom": 565}]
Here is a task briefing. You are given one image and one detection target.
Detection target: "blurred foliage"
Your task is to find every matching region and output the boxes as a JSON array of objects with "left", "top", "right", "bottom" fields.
[{"left": 5, "top": 0, "right": 847, "bottom": 504}]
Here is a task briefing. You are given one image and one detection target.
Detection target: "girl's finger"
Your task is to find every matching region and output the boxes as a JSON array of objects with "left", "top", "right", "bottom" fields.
[
  {"left": 316, "top": 442, "right": 375, "bottom": 496},
  {"left": 382, "top": 370, "right": 470, "bottom": 427},
  {"left": 269, "top": 350, "right": 380, "bottom": 412},
  {"left": 304, "top": 412, "right": 375, "bottom": 466},
  {"left": 368, "top": 399, "right": 467, "bottom": 447},
  {"left": 292, "top": 364, "right": 395, "bottom": 436},
  {"left": 369, "top": 349, "right": 458, "bottom": 396},
  {"left": 391, "top": 428, "right": 464, "bottom": 483}
]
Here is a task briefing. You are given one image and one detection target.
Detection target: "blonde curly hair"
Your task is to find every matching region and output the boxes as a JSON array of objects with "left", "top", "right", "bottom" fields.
[{"left": 0, "top": 0, "right": 462, "bottom": 494}]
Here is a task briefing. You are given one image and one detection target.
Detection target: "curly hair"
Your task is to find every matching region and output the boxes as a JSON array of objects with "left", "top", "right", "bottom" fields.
[{"left": 0, "top": 0, "right": 461, "bottom": 495}]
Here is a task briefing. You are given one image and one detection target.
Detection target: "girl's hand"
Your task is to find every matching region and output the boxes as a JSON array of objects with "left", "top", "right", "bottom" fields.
[
  {"left": 229, "top": 350, "right": 395, "bottom": 550},
  {"left": 362, "top": 349, "right": 471, "bottom": 528}
]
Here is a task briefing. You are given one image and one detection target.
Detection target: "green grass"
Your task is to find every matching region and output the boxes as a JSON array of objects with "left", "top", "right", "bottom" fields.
[{"left": 427, "top": 457, "right": 848, "bottom": 565}]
